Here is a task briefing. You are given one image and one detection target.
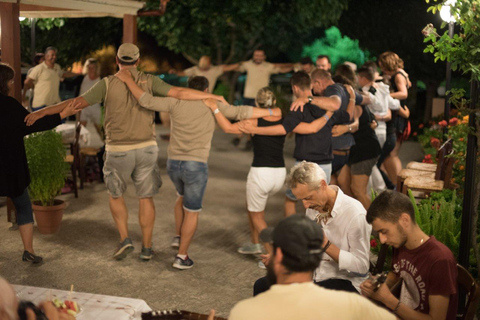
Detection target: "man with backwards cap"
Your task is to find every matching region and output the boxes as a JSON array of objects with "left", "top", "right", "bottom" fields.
[
  {"left": 25, "top": 43, "right": 228, "bottom": 262},
  {"left": 229, "top": 214, "right": 395, "bottom": 320}
]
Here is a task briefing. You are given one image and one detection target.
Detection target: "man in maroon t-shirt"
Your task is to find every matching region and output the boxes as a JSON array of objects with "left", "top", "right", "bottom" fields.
[{"left": 360, "top": 191, "right": 457, "bottom": 320}]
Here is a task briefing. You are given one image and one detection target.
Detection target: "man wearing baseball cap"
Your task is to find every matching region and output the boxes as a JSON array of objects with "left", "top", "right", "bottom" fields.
[
  {"left": 229, "top": 214, "right": 395, "bottom": 319},
  {"left": 25, "top": 43, "right": 228, "bottom": 261}
]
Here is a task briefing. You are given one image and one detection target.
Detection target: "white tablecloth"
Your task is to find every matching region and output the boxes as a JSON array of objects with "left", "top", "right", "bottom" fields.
[
  {"left": 13, "top": 285, "right": 151, "bottom": 320},
  {"left": 55, "top": 123, "right": 91, "bottom": 146}
]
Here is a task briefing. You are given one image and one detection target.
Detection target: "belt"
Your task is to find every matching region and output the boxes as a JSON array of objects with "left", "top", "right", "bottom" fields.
[{"left": 333, "top": 149, "right": 350, "bottom": 156}]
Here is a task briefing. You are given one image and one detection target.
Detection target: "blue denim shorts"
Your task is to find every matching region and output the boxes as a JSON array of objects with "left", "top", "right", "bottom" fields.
[
  {"left": 167, "top": 159, "right": 208, "bottom": 212},
  {"left": 285, "top": 162, "right": 332, "bottom": 201}
]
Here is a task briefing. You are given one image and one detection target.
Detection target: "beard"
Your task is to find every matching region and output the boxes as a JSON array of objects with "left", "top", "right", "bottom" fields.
[
  {"left": 266, "top": 259, "right": 277, "bottom": 286},
  {"left": 396, "top": 224, "right": 408, "bottom": 248}
]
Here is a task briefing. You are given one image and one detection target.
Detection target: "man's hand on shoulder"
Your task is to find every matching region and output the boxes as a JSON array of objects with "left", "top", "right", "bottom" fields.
[
  {"left": 213, "top": 95, "right": 228, "bottom": 105},
  {"left": 115, "top": 69, "right": 133, "bottom": 83},
  {"left": 203, "top": 98, "right": 218, "bottom": 111},
  {"left": 290, "top": 97, "right": 309, "bottom": 112}
]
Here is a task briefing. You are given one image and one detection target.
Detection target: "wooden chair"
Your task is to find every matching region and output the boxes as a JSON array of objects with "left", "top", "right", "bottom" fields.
[
  {"left": 64, "top": 121, "right": 81, "bottom": 198},
  {"left": 402, "top": 151, "right": 456, "bottom": 197},
  {"left": 398, "top": 139, "right": 453, "bottom": 191},
  {"left": 457, "top": 264, "right": 480, "bottom": 320},
  {"left": 79, "top": 146, "right": 100, "bottom": 189}
]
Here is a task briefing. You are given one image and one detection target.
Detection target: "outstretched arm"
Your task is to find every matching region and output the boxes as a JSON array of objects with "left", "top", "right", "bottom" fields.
[
  {"left": 291, "top": 95, "right": 341, "bottom": 113},
  {"left": 222, "top": 63, "right": 240, "bottom": 72},
  {"left": 238, "top": 121, "right": 286, "bottom": 136},
  {"left": 115, "top": 69, "right": 228, "bottom": 105},
  {"left": 204, "top": 98, "right": 242, "bottom": 134},
  {"left": 293, "top": 111, "right": 333, "bottom": 134},
  {"left": 25, "top": 97, "right": 89, "bottom": 126}
]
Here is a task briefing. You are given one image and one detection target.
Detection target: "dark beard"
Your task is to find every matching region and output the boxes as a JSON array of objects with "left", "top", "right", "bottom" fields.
[{"left": 266, "top": 260, "right": 277, "bottom": 286}]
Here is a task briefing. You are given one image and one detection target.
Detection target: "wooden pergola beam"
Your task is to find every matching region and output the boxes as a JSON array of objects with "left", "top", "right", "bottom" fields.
[
  {"left": 0, "top": 2, "right": 22, "bottom": 102},
  {"left": 123, "top": 14, "right": 137, "bottom": 44}
]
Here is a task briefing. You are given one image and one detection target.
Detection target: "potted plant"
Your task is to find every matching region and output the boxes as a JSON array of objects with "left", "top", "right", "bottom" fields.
[{"left": 24, "top": 130, "right": 68, "bottom": 234}]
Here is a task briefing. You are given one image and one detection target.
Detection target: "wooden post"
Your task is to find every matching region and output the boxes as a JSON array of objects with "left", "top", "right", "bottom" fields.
[
  {"left": 0, "top": 2, "right": 22, "bottom": 102},
  {"left": 123, "top": 14, "right": 137, "bottom": 44}
]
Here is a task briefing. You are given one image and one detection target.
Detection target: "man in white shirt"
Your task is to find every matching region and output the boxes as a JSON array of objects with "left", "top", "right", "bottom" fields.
[
  {"left": 23, "top": 46, "right": 79, "bottom": 111},
  {"left": 171, "top": 55, "right": 239, "bottom": 93},
  {"left": 254, "top": 161, "right": 371, "bottom": 294},
  {"left": 230, "top": 214, "right": 394, "bottom": 320}
]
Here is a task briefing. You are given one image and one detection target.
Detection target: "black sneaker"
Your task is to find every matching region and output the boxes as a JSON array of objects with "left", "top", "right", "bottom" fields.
[
  {"left": 139, "top": 246, "right": 153, "bottom": 261},
  {"left": 22, "top": 251, "right": 43, "bottom": 264},
  {"left": 172, "top": 255, "right": 194, "bottom": 270},
  {"left": 113, "top": 238, "right": 134, "bottom": 260}
]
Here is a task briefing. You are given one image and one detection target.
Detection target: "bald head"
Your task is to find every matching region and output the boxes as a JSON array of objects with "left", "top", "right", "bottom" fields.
[{"left": 0, "top": 276, "right": 18, "bottom": 320}]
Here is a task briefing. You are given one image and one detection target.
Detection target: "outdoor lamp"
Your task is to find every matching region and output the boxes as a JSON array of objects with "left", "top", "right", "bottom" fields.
[{"left": 440, "top": 0, "right": 457, "bottom": 24}]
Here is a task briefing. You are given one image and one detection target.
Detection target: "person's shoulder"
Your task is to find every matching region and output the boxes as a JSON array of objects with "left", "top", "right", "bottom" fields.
[
  {"left": 229, "top": 297, "right": 259, "bottom": 319},
  {"left": 427, "top": 237, "right": 456, "bottom": 260},
  {"left": 0, "top": 93, "right": 20, "bottom": 105},
  {"left": 54, "top": 63, "right": 62, "bottom": 70}
]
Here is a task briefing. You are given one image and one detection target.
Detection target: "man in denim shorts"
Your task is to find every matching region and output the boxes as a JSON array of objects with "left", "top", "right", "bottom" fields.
[
  {"left": 114, "top": 71, "right": 281, "bottom": 269},
  {"left": 27, "top": 44, "right": 228, "bottom": 261}
]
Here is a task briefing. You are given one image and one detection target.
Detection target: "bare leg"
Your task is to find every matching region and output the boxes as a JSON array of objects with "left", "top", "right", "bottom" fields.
[
  {"left": 246, "top": 209, "right": 257, "bottom": 244},
  {"left": 249, "top": 211, "right": 267, "bottom": 244},
  {"left": 384, "top": 140, "right": 403, "bottom": 183},
  {"left": 178, "top": 210, "right": 199, "bottom": 255},
  {"left": 18, "top": 223, "right": 34, "bottom": 253},
  {"left": 351, "top": 174, "right": 371, "bottom": 209},
  {"left": 138, "top": 197, "right": 155, "bottom": 248},
  {"left": 330, "top": 173, "right": 339, "bottom": 186},
  {"left": 109, "top": 195, "right": 129, "bottom": 241},
  {"left": 337, "top": 166, "right": 353, "bottom": 196},
  {"left": 174, "top": 196, "right": 185, "bottom": 236},
  {"left": 284, "top": 197, "right": 297, "bottom": 217}
]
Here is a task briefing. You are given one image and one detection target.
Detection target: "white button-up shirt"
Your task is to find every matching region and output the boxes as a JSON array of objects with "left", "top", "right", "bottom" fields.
[{"left": 306, "top": 186, "right": 372, "bottom": 292}]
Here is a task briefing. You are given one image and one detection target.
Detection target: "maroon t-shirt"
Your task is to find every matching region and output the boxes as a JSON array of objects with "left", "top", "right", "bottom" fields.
[{"left": 392, "top": 236, "right": 458, "bottom": 319}]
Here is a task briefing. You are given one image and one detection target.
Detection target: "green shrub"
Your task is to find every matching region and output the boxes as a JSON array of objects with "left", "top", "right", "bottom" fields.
[{"left": 24, "top": 130, "right": 68, "bottom": 206}]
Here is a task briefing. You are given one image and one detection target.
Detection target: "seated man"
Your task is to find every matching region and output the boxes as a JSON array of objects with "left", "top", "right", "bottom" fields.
[
  {"left": 229, "top": 214, "right": 395, "bottom": 320},
  {"left": 254, "top": 161, "right": 372, "bottom": 294},
  {"left": 115, "top": 72, "right": 281, "bottom": 269},
  {"left": 361, "top": 191, "right": 458, "bottom": 320}
]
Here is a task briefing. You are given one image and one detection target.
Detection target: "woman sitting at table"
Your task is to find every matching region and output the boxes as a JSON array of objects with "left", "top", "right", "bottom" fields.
[{"left": 0, "top": 63, "right": 76, "bottom": 264}]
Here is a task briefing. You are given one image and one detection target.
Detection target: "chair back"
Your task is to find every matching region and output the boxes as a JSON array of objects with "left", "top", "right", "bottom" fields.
[
  {"left": 71, "top": 120, "right": 81, "bottom": 168},
  {"left": 457, "top": 264, "right": 480, "bottom": 320},
  {"left": 434, "top": 139, "right": 453, "bottom": 181}
]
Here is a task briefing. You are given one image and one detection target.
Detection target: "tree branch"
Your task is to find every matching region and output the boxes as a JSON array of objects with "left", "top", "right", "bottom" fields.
[
  {"left": 225, "top": 29, "right": 237, "bottom": 64},
  {"left": 182, "top": 52, "right": 199, "bottom": 65},
  {"left": 212, "top": 27, "right": 223, "bottom": 65}
]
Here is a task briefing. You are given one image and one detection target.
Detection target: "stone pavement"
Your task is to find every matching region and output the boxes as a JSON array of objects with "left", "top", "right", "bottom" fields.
[{"left": 0, "top": 124, "right": 424, "bottom": 318}]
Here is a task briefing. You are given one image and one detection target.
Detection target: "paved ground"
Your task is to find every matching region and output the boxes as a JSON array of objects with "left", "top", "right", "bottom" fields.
[{"left": 0, "top": 123, "right": 424, "bottom": 318}]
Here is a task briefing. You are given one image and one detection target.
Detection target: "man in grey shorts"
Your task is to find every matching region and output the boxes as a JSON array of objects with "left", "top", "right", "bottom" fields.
[
  {"left": 25, "top": 44, "right": 228, "bottom": 261},
  {"left": 114, "top": 72, "right": 281, "bottom": 269}
]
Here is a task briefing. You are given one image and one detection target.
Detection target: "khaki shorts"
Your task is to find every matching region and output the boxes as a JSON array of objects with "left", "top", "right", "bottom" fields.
[{"left": 103, "top": 145, "right": 162, "bottom": 198}]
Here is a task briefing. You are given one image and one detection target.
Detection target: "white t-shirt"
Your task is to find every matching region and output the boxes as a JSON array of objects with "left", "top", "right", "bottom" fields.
[
  {"left": 229, "top": 282, "right": 395, "bottom": 320},
  {"left": 364, "top": 82, "right": 401, "bottom": 137},
  {"left": 305, "top": 186, "right": 371, "bottom": 292},
  {"left": 183, "top": 65, "right": 224, "bottom": 93},
  {"left": 238, "top": 60, "right": 281, "bottom": 98},
  {"left": 28, "top": 62, "right": 64, "bottom": 108}
]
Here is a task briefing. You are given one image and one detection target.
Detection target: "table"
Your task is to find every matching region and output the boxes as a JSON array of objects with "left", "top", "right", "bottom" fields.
[
  {"left": 14, "top": 285, "right": 151, "bottom": 320},
  {"left": 55, "top": 123, "right": 91, "bottom": 146}
]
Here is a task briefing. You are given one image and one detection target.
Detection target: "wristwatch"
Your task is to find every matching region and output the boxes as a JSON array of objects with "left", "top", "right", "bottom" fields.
[
  {"left": 213, "top": 108, "right": 220, "bottom": 115},
  {"left": 308, "top": 96, "right": 313, "bottom": 103}
]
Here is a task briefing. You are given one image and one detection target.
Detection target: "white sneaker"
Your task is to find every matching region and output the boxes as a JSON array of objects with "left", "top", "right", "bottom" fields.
[
  {"left": 237, "top": 242, "right": 262, "bottom": 255},
  {"left": 171, "top": 236, "right": 180, "bottom": 248},
  {"left": 258, "top": 261, "right": 266, "bottom": 269}
]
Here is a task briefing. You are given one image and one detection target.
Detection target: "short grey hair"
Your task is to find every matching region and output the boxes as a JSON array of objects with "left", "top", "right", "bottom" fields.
[{"left": 287, "top": 161, "right": 327, "bottom": 190}]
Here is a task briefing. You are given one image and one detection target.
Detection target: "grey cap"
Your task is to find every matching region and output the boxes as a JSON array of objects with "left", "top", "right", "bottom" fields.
[{"left": 117, "top": 43, "right": 140, "bottom": 62}]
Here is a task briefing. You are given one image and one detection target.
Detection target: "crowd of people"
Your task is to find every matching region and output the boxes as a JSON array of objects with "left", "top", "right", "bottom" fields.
[{"left": 0, "top": 42, "right": 459, "bottom": 319}]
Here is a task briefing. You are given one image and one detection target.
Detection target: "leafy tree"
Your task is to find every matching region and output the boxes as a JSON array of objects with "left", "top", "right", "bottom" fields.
[
  {"left": 138, "top": 0, "right": 349, "bottom": 64},
  {"left": 20, "top": 18, "right": 121, "bottom": 67},
  {"left": 302, "top": 26, "right": 371, "bottom": 71}
]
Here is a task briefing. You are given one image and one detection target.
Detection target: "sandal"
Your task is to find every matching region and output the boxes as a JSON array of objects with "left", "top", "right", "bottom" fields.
[{"left": 22, "top": 251, "right": 43, "bottom": 264}]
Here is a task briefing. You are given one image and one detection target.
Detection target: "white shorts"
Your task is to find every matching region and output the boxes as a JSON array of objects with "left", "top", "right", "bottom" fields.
[
  {"left": 246, "top": 167, "right": 286, "bottom": 212},
  {"left": 80, "top": 104, "right": 102, "bottom": 125}
]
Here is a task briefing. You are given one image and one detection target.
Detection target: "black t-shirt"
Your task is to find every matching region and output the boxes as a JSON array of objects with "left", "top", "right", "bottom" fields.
[
  {"left": 323, "top": 84, "right": 363, "bottom": 150},
  {"left": 387, "top": 72, "right": 410, "bottom": 135},
  {"left": 348, "top": 106, "right": 381, "bottom": 164},
  {"left": 252, "top": 118, "right": 285, "bottom": 168},
  {"left": 282, "top": 102, "right": 349, "bottom": 164}
]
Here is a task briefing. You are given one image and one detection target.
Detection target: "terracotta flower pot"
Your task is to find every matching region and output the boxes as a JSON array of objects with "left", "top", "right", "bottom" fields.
[{"left": 32, "top": 199, "right": 65, "bottom": 234}]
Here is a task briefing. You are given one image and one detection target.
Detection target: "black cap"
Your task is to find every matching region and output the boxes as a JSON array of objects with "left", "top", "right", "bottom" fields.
[{"left": 260, "top": 214, "right": 324, "bottom": 262}]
